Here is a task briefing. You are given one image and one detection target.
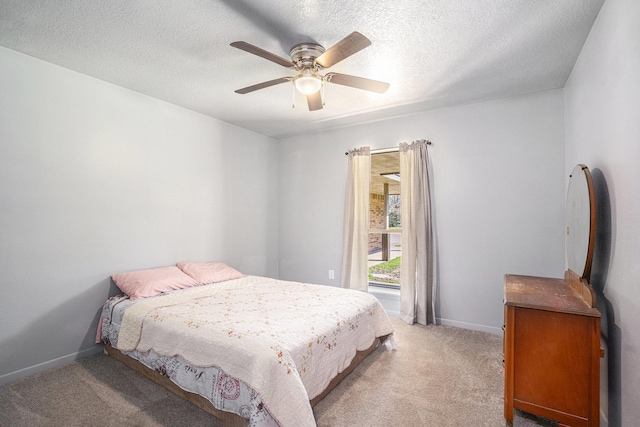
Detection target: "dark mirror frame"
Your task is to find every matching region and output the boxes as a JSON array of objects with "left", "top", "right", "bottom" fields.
[{"left": 565, "top": 164, "right": 597, "bottom": 283}]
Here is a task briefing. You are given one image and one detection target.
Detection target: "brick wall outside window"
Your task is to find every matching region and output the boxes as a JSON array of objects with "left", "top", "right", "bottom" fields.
[{"left": 369, "top": 193, "right": 386, "bottom": 253}]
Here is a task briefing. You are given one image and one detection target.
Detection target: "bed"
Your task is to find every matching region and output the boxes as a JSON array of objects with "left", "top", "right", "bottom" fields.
[{"left": 99, "top": 264, "right": 394, "bottom": 427}]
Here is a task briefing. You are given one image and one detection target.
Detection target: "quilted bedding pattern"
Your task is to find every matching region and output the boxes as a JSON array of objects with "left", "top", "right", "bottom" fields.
[{"left": 108, "top": 276, "right": 394, "bottom": 427}]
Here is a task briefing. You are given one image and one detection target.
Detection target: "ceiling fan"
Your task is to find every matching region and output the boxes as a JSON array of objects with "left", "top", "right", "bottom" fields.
[{"left": 230, "top": 32, "right": 390, "bottom": 111}]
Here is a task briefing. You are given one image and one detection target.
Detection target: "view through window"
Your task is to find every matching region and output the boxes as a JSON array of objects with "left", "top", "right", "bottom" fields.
[{"left": 368, "top": 151, "right": 401, "bottom": 289}]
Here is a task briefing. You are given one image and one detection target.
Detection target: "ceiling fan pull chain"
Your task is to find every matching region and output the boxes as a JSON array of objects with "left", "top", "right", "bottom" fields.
[
  {"left": 322, "top": 82, "right": 325, "bottom": 106},
  {"left": 292, "top": 84, "right": 295, "bottom": 108}
]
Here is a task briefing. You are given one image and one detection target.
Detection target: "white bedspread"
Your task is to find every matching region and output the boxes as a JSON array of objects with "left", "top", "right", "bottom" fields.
[{"left": 117, "top": 276, "right": 394, "bottom": 427}]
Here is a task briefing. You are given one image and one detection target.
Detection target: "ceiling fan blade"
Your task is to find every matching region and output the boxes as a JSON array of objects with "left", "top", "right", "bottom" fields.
[
  {"left": 307, "top": 91, "right": 323, "bottom": 111},
  {"left": 235, "top": 77, "right": 292, "bottom": 94},
  {"left": 315, "top": 32, "right": 371, "bottom": 68},
  {"left": 325, "top": 72, "right": 390, "bottom": 94},
  {"left": 230, "top": 41, "right": 294, "bottom": 68}
]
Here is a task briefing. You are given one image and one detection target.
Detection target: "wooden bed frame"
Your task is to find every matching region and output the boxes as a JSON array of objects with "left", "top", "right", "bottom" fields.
[{"left": 105, "top": 334, "right": 389, "bottom": 426}]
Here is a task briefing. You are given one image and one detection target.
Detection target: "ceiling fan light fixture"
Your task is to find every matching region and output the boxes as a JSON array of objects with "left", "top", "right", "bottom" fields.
[{"left": 294, "top": 69, "right": 322, "bottom": 95}]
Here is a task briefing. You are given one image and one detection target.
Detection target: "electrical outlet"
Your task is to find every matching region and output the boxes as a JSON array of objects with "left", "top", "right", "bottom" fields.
[{"left": 328, "top": 270, "right": 335, "bottom": 280}]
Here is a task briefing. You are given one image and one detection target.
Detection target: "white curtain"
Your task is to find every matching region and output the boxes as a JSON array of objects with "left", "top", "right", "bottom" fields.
[
  {"left": 340, "top": 147, "right": 371, "bottom": 292},
  {"left": 399, "top": 140, "right": 436, "bottom": 325}
]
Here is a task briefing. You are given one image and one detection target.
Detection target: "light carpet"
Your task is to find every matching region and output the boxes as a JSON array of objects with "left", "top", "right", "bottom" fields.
[{"left": 1, "top": 317, "right": 556, "bottom": 426}]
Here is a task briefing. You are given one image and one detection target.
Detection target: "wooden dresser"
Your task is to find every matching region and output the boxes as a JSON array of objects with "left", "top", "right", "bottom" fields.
[{"left": 503, "top": 271, "right": 601, "bottom": 427}]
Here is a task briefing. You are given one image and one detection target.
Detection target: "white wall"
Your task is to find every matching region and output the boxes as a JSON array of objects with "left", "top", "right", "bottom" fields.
[
  {"left": 278, "top": 89, "right": 566, "bottom": 333},
  {"left": 564, "top": 0, "right": 640, "bottom": 424},
  {"left": 0, "top": 47, "right": 279, "bottom": 384}
]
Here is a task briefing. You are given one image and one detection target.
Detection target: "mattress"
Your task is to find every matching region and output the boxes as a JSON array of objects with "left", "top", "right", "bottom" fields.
[{"left": 101, "top": 275, "right": 394, "bottom": 427}]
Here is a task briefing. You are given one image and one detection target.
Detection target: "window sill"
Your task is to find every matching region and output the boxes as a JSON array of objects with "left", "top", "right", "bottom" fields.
[
  {"left": 368, "top": 282, "right": 400, "bottom": 291},
  {"left": 368, "top": 285, "right": 400, "bottom": 295}
]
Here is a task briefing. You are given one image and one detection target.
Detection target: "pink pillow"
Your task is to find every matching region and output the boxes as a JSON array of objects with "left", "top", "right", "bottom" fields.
[
  {"left": 111, "top": 266, "right": 199, "bottom": 300},
  {"left": 177, "top": 262, "right": 243, "bottom": 285}
]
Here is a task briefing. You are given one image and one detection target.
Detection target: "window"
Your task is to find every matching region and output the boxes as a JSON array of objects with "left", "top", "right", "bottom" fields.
[{"left": 368, "top": 150, "right": 401, "bottom": 289}]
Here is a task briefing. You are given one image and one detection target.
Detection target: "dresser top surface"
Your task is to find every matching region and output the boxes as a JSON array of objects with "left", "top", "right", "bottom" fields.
[{"left": 504, "top": 274, "right": 601, "bottom": 317}]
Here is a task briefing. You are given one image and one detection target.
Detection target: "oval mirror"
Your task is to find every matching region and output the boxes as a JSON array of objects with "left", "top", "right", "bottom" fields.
[{"left": 565, "top": 164, "right": 596, "bottom": 282}]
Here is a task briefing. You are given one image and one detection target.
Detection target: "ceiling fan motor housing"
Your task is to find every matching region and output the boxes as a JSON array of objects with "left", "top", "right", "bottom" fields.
[{"left": 289, "top": 43, "right": 325, "bottom": 70}]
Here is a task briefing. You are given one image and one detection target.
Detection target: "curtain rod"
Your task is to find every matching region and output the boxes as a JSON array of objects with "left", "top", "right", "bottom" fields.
[{"left": 345, "top": 140, "right": 432, "bottom": 155}]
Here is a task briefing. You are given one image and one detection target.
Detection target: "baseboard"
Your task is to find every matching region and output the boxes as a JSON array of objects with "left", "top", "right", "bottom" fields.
[
  {"left": 438, "top": 317, "right": 502, "bottom": 335},
  {"left": 0, "top": 345, "right": 104, "bottom": 387},
  {"left": 369, "top": 286, "right": 500, "bottom": 334}
]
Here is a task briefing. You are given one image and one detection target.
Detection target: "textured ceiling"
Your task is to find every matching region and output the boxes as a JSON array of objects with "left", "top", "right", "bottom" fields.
[{"left": 0, "top": 0, "right": 604, "bottom": 139}]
